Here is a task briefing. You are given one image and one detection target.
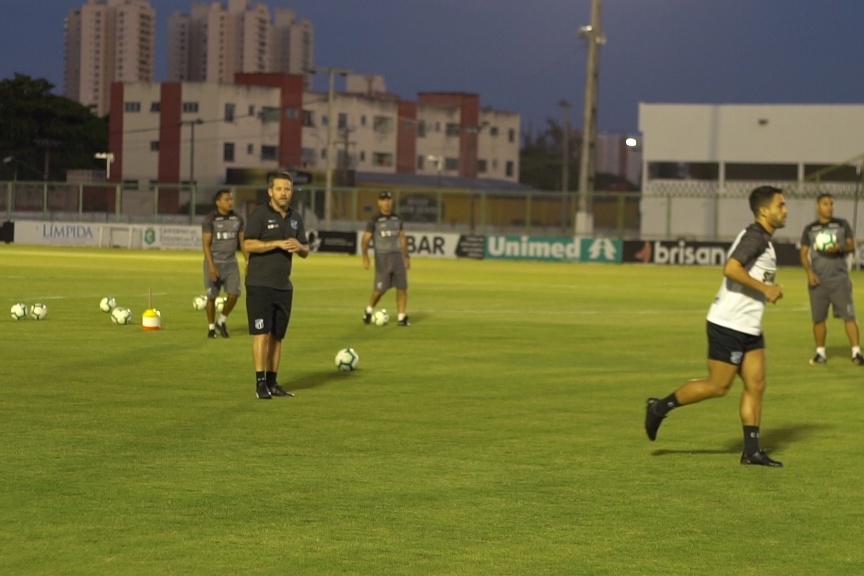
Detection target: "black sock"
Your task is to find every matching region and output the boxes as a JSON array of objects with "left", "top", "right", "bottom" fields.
[
  {"left": 654, "top": 393, "right": 680, "bottom": 417},
  {"left": 256, "top": 371, "right": 265, "bottom": 384},
  {"left": 266, "top": 372, "right": 277, "bottom": 386},
  {"left": 743, "top": 426, "right": 760, "bottom": 454}
]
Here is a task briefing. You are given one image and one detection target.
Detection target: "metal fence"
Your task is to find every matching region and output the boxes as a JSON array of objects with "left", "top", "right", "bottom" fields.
[{"left": 0, "top": 180, "right": 643, "bottom": 238}]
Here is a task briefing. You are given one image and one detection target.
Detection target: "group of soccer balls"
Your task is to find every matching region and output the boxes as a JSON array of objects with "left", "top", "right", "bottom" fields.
[
  {"left": 10, "top": 302, "right": 48, "bottom": 321},
  {"left": 99, "top": 296, "right": 133, "bottom": 325},
  {"left": 192, "top": 295, "right": 226, "bottom": 311}
]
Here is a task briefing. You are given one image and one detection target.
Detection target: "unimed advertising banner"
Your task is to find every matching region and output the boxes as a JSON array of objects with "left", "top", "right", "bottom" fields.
[
  {"left": 141, "top": 225, "right": 202, "bottom": 250},
  {"left": 484, "top": 236, "right": 621, "bottom": 263}
]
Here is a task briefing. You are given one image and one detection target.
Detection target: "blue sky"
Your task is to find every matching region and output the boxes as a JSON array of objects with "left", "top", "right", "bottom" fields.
[{"left": 2, "top": 0, "right": 863, "bottom": 134}]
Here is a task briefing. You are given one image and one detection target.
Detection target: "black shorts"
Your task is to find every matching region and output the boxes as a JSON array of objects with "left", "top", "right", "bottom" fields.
[
  {"left": 809, "top": 276, "right": 856, "bottom": 322},
  {"left": 245, "top": 285, "right": 293, "bottom": 339},
  {"left": 706, "top": 321, "right": 764, "bottom": 366},
  {"left": 374, "top": 252, "right": 408, "bottom": 292}
]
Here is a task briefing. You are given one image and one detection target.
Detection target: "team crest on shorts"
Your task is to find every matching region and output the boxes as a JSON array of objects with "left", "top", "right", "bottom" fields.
[
  {"left": 730, "top": 351, "right": 743, "bottom": 365},
  {"left": 255, "top": 318, "right": 264, "bottom": 330}
]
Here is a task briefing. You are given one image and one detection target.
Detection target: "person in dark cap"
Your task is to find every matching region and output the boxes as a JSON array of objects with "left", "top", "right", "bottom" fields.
[{"left": 361, "top": 191, "right": 411, "bottom": 326}]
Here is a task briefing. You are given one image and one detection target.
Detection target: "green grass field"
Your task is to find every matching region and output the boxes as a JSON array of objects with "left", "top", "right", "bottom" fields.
[{"left": 1, "top": 245, "right": 863, "bottom": 575}]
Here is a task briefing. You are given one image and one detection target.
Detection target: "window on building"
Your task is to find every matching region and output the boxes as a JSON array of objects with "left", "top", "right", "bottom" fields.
[
  {"left": 124, "top": 101, "right": 141, "bottom": 113},
  {"left": 260, "top": 107, "right": 280, "bottom": 123},
  {"left": 261, "top": 145, "right": 278, "bottom": 161},
  {"left": 303, "top": 110, "right": 315, "bottom": 127},
  {"left": 446, "top": 123, "right": 460, "bottom": 137},
  {"left": 150, "top": 141, "right": 159, "bottom": 152},
  {"left": 417, "top": 155, "right": 425, "bottom": 170},
  {"left": 182, "top": 102, "right": 199, "bottom": 113},
  {"left": 490, "top": 126, "right": 499, "bottom": 137},
  {"left": 224, "top": 103, "right": 235, "bottom": 122},
  {"left": 284, "top": 107, "right": 298, "bottom": 120},
  {"left": 248, "top": 104, "right": 255, "bottom": 117},
  {"left": 508, "top": 128, "right": 515, "bottom": 143},
  {"left": 417, "top": 121, "right": 426, "bottom": 138},
  {"left": 361, "top": 115, "right": 367, "bottom": 127},
  {"left": 505, "top": 161, "right": 514, "bottom": 177},
  {"left": 726, "top": 163, "right": 795, "bottom": 181},
  {"left": 359, "top": 151, "right": 366, "bottom": 163},
  {"left": 247, "top": 143, "right": 254, "bottom": 155},
  {"left": 223, "top": 142, "right": 235, "bottom": 162},
  {"left": 478, "top": 159, "right": 488, "bottom": 174},
  {"left": 444, "top": 157, "right": 459, "bottom": 171},
  {"left": 301, "top": 147, "right": 317, "bottom": 166},
  {"left": 150, "top": 102, "right": 160, "bottom": 113},
  {"left": 338, "top": 113, "right": 347, "bottom": 130},
  {"left": 373, "top": 116, "right": 393, "bottom": 134},
  {"left": 648, "top": 162, "right": 719, "bottom": 180},
  {"left": 372, "top": 152, "right": 393, "bottom": 167}
]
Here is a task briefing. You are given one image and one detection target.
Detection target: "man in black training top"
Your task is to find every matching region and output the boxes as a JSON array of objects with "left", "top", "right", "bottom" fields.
[
  {"left": 361, "top": 191, "right": 411, "bottom": 326},
  {"left": 644, "top": 186, "right": 788, "bottom": 467},
  {"left": 201, "top": 189, "right": 246, "bottom": 338},
  {"left": 243, "top": 171, "right": 309, "bottom": 400},
  {"left": 800, "top": 192, "right": 863, "bottom": 366}
]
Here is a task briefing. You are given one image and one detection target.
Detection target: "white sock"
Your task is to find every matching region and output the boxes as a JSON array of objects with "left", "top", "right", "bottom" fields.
[
  {"left": 817, "top": 347, "right": 827, "bottom": 358},
  {"left": 366, "top": 306, "right": 374, "bottom": 314},
  {"left": 208, "top": 323, "right": 215, "bottom": 330},
  {"left": 218, "top": 314, "right": 227, "bottom": 325},
  {"left": 398, "top": 313, "right": 406, "bottom": 321},
  {"left": 853, "top": 347, "right": 861, "bottom": 357}
]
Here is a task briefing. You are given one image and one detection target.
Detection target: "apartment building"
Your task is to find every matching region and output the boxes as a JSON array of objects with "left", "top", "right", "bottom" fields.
[
  {"left": 109, "top": 77, "right": 520, "bottom": 188},
  {"left": 167, "top": 1, "right": 313, "bottom": 85},
  {"left": 64, "top": 0, "right": 155, "bottom": 117}
]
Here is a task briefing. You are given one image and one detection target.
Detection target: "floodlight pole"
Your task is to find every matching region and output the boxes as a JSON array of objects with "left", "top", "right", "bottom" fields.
[{"left": 575, "top": 0, "right": 604, "bottom": 236}]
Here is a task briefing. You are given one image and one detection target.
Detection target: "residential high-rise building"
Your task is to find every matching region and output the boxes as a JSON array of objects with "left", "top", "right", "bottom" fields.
[
  {"left": 167, "top": 1, "right": 313, "bottom": 84},
  {"left": 64, "top": 0, "right": 155, "bottom": 117}
]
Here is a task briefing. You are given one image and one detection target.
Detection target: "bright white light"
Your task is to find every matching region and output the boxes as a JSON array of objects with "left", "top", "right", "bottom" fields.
[{"left": 625, "top": 138, "right": 638, "bottom": 147}]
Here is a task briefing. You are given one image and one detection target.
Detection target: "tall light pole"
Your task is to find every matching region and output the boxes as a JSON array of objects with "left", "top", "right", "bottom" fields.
[
  {"left": 308, "top": 66, "right": 350, "bottom": 229},
  {"left": 575, "top": 0, "right": 605, "bottom": 236}
]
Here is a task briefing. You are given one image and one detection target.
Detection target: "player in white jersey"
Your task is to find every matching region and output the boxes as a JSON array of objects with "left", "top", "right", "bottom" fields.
[{"left": 644, "top": 186, "right": 787, "bottom": 467}]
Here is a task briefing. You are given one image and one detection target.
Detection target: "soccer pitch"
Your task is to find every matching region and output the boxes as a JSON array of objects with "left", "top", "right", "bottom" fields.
[{"left": 1, "top": 245, "right": 863, "bottom": 575}]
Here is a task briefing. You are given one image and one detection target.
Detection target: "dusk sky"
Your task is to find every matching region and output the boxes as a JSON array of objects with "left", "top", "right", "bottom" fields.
[{"left": 2, "top": 0, "right": 864, "bottom": 135}]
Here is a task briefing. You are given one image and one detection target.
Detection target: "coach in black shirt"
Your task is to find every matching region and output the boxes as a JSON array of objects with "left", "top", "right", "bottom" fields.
[{"left": 243, "top": 171, "right": 309, "bottom": 400}]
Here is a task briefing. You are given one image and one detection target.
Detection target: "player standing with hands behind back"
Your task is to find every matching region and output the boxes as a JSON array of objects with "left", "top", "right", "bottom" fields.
[
  {"left": 799, "top": 192, "right": 863, "bottom": 366},
  {"left": 644, "top": 186, "right": 787, "bottom": 467},
  {"left": 361, "top": 191, "right": 411, "bottom": 326}
]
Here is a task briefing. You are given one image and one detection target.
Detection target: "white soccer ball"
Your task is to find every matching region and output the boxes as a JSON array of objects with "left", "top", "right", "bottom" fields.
[
  {"left": 335, "top": 348, "right": 359, "bottom": 372},
  {"left": 814, "top": 230, "right": 838, "bottom": 251},
  {"left": 30, "top": 303, "right": 48, "bottom": 320},
  {"left": 373, "top": 309, "right": 390, "bottom": 326},
  {"left": 193, "top": 295, "right": 207, "bottom": 311},
  {"left": 100, "top": 296, "right": 116, "bottom": 312},
  {"left": 11, "top": 303, "right": 28, "bottom": 321},
  {"left": 215, "top": 296, "right": 226, "bottom": 312},
  {"left": 111, "top": 307, "right": 133, "bottom": 325}
]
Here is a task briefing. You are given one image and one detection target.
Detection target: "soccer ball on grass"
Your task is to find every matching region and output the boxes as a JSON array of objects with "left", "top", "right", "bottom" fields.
[
  {"left": 100, "top": 297, "right": 116, "bottom": 312},
  {"left": 373, "top": 309, "right": 390, "bottom": 326},
  {"left": 111, "top": 307, "right": 133, "bottom": 325},
  {"left": 335, "top": 348, "right": 359, "bottom": 372},
  {"left": 11, "top": 303, "right": 28, "bottom": 321},
  {"left": 30, "top": 303, "right": 48, "bottom": 320}
]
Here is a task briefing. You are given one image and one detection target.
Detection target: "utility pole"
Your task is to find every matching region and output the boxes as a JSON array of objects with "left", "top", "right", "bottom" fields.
[
  {"left": 34, "top": 138, "right": 61, "bottom": 180},
  {"left": 559, "top": 100, "right": 572, "bottom": 230},
  {"left": 575, "top": 0, "right": 604, "bottom": 236},
  {"left": 179, "top": 119, "right": 204, "bottom": 184},
  {"left": 308, "top": 66, "right": 350, "bottom": 229}
]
